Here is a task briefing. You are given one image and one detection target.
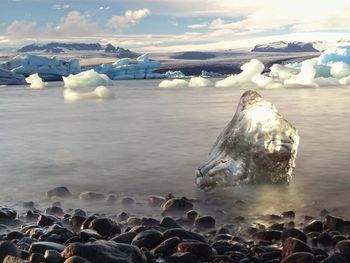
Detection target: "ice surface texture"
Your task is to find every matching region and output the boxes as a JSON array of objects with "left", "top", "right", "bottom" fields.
[
  {"left": 25, "top": 73, "right": 47, "bottom": 89},
  {"left": 0, "top": 54, "right": 80, "bottom": 81},
  {"left": 95, "top": 54, "right": 163, "bottom": 80},
  {"left": 196, "top": 90, "right": 299, "bottom": 190},
  {"left": 63, "top": 86, "right": 114, "bottom": 102},
  {"left": 0, "top": 69, "right": 25, "bottom": 85},
  {"left": 63, "top": 69, "right": 112, "bottom": 88}
]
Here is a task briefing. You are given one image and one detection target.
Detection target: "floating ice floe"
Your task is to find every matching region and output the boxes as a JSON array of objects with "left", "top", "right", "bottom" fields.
[
  {"left": 0, "top": 54, "right": 80, "bottom": 81},
  {"left": 63, "top": 86, "right": 114, "bottom": 102},
  {"left": 95, "top": 53, "right": 163, "bottom": 80},
  {"left": 188, "top": 77, "right": 213, "bottom": 88},
  {"left": 0, "top": 68, "right": 26, "bottom": 85},
  {"left": 196, "top": 90, "right": 299, "bottom": 190},
  {"left": 63, "top": 69, "right": 112, "bottom": 89},
  {"left": 25, "top": 73, "right": 47, "bottom": 89},
  {"left": 158, "top": 79, "right": 189, "bottom": 88},
  {"left": 215, "top": 59, "right": 281, "bottom": 88},
  {"left": 164, "top": 70, "right": 186, "bottom": 79}
]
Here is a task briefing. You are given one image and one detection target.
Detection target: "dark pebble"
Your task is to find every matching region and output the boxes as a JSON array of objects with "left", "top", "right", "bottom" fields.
[
  {"left": 161, "top": 197, "right": 193, "bottom": 214},
  {"left": 29, "top": 253, "right": 45, "bottom": 263},
  {"left": 151, "top": 237, "right": 181, "bottom": 256},
  {"left": 282, "top": 228, "right": 307, "bottom": 242},
  {"left": 45, "top": 206, "right": 64, "bottom": 216},
  {"left": 321, "top": 254, "right": 348, "bottom": 263},
  {"left": 79, "top": 192, "right": 105, "bottom": 201},
  {"left": 0, "top": 208, "right": 17, "bottom": 224},
  {"left": 324, "top": 216, "right": 344, "bottom": 231},
  {"left": 177, "top": 242, "right": 213, "bottom": 259},
  {"left": 318, "top": 232, "right": 332, "bottom": 247},
  {"left": 110, "top": 232, "right": 137, "bottom": 244},
  {"left": 142, "top": 218, "right": 160, "bottom": 226},
  {"left": 335, "top": 240, "right": 350, "bottom": 261},
  {"left": 0, "top": 241, "right": 19, "bottom": 262},
  {"left": 30, "top": 241, "right": 65, "bottom": 254},
  {"left": 281, "top": 211, "right": 295, "bottom": 218},
  {"left": 64, "top": 256, "right": 91, "bottom": 263},
  {"left": 47, "top": 186, "right": 71, "bottom": 198},
  {"left": 131, "top": 229, "right": 163, "bottom": 250},
  {"left": 163, "top": 228, "right": 206, "bottom": 242},
  {"left": 253, "top": 230, "right": 281, "bottom": 242},
  {"left": 89, "top": 217, "right": 120, "bottom": 237},
  {"left": 194, "top": 216, "right": 216, "bottom": 230},
  {"left": 148, "top": 195, "right": 165, "bottom": 207},
  {"left": 2, "top": 256, "right": 24, "bottom": 263},
  {"left": 6, "top": 231, "right": 24, "bottom": 241},
  {"left": 37, "top": 214, "right": 57, "bottom": 227},
  {"left": 160, "top": 217, "right": 181, "bottom": 229},
  {"left": 166, "top": 252, "right": 198, "bottom": 263},
  {"left": 282, "top": 237, "right": 312, "bottom": 259},
  {"left": 117, "top": 212, "right": 129, "bottom": 222},
  {"left": 303, "top": 220, "right": 323, "bottom": 233},
  {"left": 281, "top": 252, "right": 314, "bottom": 263},
  {"left": 121, "top": 197, "right": 135, "bottom": 206}
]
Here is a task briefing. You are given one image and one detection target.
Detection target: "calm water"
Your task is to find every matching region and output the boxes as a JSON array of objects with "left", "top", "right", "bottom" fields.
[{"left": 1, "top": 81, "right": 350, "bottom": 221}]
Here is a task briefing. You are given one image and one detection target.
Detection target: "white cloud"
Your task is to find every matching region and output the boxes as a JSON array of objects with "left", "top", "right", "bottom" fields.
[
  {"left": 53, "top": 4, "right": 70, "bottom": 10},
  {"left": 187, "top": 24, "right": 208, "bottom": 29},
  {"left": 6, "top": 20, "right": 38, "bottom": 39},
  {"left": 107, "top": 9, "right": 151, "bottom": 31}
]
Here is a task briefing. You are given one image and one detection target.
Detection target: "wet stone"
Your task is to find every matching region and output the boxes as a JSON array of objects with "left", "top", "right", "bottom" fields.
[
  {"left": 127, "top": 217, "right": 142, "bottom": 226},
  {"left": 318, "top": 232, "right": 332, "bottom": 247},
  {"left": 117, "top": 212, "right": 129, "bottom": 222},
  {"left": 281, "top": 252, "right": 314, "bottom": 263},
  {"left": 160, "top": 217, "right": 181, "bottom": 229},
  {"left": 335, "top": 240, "right": 350, "bottom": 261},
  {"left": 45, "top": 206, "right": 64, "bottom": 216},
  {"left": 324, "top": 216, "right": 344, "bottom": 231},
  {"left": 89, "top": 217, "right": 120, "bottom": 237},
  {"left": 79, "top": 229, "right": 102, "bottom": 242},
  {"left": 177, "top": 242, "right": 213, "bottom": 260},
  {"left": 332, "top": 235, "right": 347, "bottom": 246},
  {"left": 148, "top": 195, "right": 165, "bottom": 207},
  {"left": 166, "top": 252, "right": 198, "bottom": 263},
  {"left": 110, "top": 232, "right": 137, "bottom": 244},
  {"left": 6, "top": 231, "right": 24, "bottom": 241},
  {"left": 47, "top": 186, "right": 71, "bottom": 198},
  {"left": 2, "top": 256, "right": 24, "bottom": 263},
  {"left": 186, "top": 210, "right": 198, "bottom": 222},
  {"left": 0, "top": 241, "right": 19, "bottom": 262},
  {"left": 61, "top": 240, "right": 147, "bottom": 263},
  {"left": 281, "top": 211, "right": 295, "bottom": 219},
  {"left": 303, "top": 220, "right": 323, "bottom": 233},
  {"left": 44, "top": 249, "right": 62, "bottom": 263},
  {"left": 194, "top": 216, "right": 216, "bottom": 230},
  {"left": 37, "top": 214, "right": 57, "bottom": 227},
  {"left": 63, "top": 256, "right": 92, "bottom": 263},
  {"left": 142, "top": 218, "right": 160, "bottom": 226},
  {"left": 253, "top": 230, "right": 282, "bottom": 242},
  {"left": 161, "top": 198, "right": 194, "bottom": 215},
  {"left": 131, "top": 229, "right": 163, "bottom": 250},
  {"left": 81, "top": 216, "right": 97, "bottom": 229},
  {"left": 121, "top": 197, "right": 135, "bottom": 206},
  {"left": 282, "top": 237, "right": 312, "bottom": 259},
  {"left": 30, "top": 241, "right": 65, "bottom": 254},
  {"left": 69, "top": 215, "right": 86, "bottom": 228},
  {"left": 0, "top": 208, "right": 17, "bottom": 224},
  {"left": 321, "top": 254, "right": 348, "bottom": 263},
  {"left": 151, "top": 237, "right": 181, "bottom": 256},
  {"left": 79, "top": 192, "right": 106, "bottom": 201},
  {"left": 282, "top": 228, "right": 307, "bottom": 242},
  {"left": 29, "top": 253, "right": 45, "bottom": 263},
  {"left": 163, "top": 228, "right": 206, "bottom": 243}
]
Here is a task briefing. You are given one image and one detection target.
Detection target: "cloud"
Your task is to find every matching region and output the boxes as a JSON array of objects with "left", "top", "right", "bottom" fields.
[
  {"left": 6, "top": 20, "right": 38, "bottom": 39},
  {"left": 6, "top": 11, "right": 100, "bottom": 39},
  {"left": 107, "top": 9, "right": 150, "bottom": 31},
  {"left": 53, "top": 4, "right": 70, "bottom": 10},
  {"left": 187, "top": 24, "right": 208, "bottom": 29}
]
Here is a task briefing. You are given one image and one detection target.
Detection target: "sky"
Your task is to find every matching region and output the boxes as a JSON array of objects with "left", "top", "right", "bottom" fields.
[{"left": 1, "top": 0, "right": 350, "bottom": 52}]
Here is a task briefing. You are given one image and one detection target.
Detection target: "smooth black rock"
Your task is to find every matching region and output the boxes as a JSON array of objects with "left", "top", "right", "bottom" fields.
[
  {"left": 121, "top": 197, "right": 135, "bottom": 206},
  {"left": 117, "top": 212, "right": 129, "bottom": 222},
  {"left": 186, "top": 210, "right": 198, "bottom": 222},
  {"left": 282, "top": 238, "right": 312, "bottom": 259},
  {"left": 318, "top": 232, "right": 332, "bottom": 247},
  {"left": 45, "top": 206, "right": 64, "bottom": 216},
  {"left": 282, "top": 228, "right": 307, "bottom": 242},
  {"left": 281, "top": 252, "right": 315, "bottom": 263},
  {"left": 81, "top": 216, "right": 97, "bottom": 230},
  {"left": 64, "top": 256, "right": 91, "bottom": 263},
  {"left": 253, "top": 230, "right": 282, "bottom": 241},
  {"left": 127, "top": 217, "right": 142, "bottom": 226},
  {"left": 163, "top": 228, "right": 206, "bottom": 242},
  {"left": 39, "top": 224, "right": 75, "bottom": 244},
  {"left": 64, "top": 236, "right": 83, "bottom": 246},
  {"left": 61, "top": 240, "right": 147, "bottom": 263},
  {"left": 0, "top": 208, "right": 17, "bottom": 224},
  {"left": 131, "top": 229, "right": 163, "bottom": 250},
  {"left": 151, "top": 237, "right": 181, "bottom": 256},
  {"left": 0, "top": 241, "right": 19, "bottom": 262},
  {"left": 69, "top": 215, "right": 86, "bottom": 228},
  {"left": 44, "top": 249, "right": 62, "bottom": 263},
  {"left": 177, "top": 242, "right": 213, "bottom": 260},
  {"left": 335, "top": 240, "right": 350, "bottom": 261},
  {"left": 142, "top": 218, "right": 160, "bottom": 226},
  {"left": 161, "top": 198, "right": 193, "bottom": 214},
  {"left": 79, "top": 229, "right": 102, "bottom": 242},
  {"left": 47, "top": 186, "right": 71, "bottom": 198},
  {"left": 30, "top": 241, "right": 65, "bottom": 254},
  {"left": 37, "top": 214, "right": 57, "bottom": 227},
  {"left": 281, "top": 211, "right": 295, "bottom": 219},
  {"left": 194, "top": 216, "right": 215, "bottom": 230},
  {"left": 89, "top": 218, "right": 120, "bottom": 237},
  {"left": 110, "top": 232, "right": 137, "bottom": 244},
  {"left": 166, "top": 252, "right": 198, "bottom": 263},
  {"left": 160, "top": 217, "right": 181, "bottom": 229},
  {"left": 324, "top": 216, "right": 344, "bottom": 231},
  {"left": 303, "top": 220, "right": 323, "bottom": 233},
  {"left": 332, "top": 235, "right": 347, "bottom": 246},
  {"left": 321, "top": 254, "right": 348, "bottom": 263},
  {"left": 29, "top": 253, "right": 45, "bottom": 263},
  {"left": 6, "top": 231, "right": 24, "bottom": 241}
]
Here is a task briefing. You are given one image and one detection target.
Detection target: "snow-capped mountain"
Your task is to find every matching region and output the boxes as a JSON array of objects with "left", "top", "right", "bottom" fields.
[{"left": 252, "top": 41, "right": 319, "bottom": 52}]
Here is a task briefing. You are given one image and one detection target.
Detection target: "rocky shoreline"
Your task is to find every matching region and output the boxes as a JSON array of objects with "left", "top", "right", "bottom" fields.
[{"left": 0, "top": 186, "right": 349, "bottom": 263}]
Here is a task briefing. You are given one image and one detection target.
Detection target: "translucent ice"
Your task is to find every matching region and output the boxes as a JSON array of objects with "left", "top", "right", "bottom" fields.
[
  {"left": 196, "top": 90, "right": 299, "bottom": 190},
  {"left": 164, "top": 70, "right": 186, "bottom": 79},
  {"left": 215, "top": 59, "right": 264, "bottom": 88},
  {"left": 284, "top": 59, "right": 318, "bottom": 87},
  {"left": 63, "top": 69, "right": 112, "bottom": 89},
  {"left": 63, "top": 86, "right": 114, "bottom": 102},
  {"left": 330, "top": 62, "right": 350, "bottom": 79},
  {"left": 0, "top": 54, "right": 80, "bottom": 81},
  {"left": 0, "top": 68, "right": 25, "bottom": 85},
  {"left": 25, "top": 73, "right": 47, "bottom": 89},
  {"left": 158, "top": 79, "right": 189, "bottom": 88},
  {"left": 318, "top": 46, "right": 350, "bottom": 65},
  {"left": 269, "top": 64, "right": 299, "bottom": 80},
  {"left": 188, "top": 77, "right": 213, "bottom": 88}
]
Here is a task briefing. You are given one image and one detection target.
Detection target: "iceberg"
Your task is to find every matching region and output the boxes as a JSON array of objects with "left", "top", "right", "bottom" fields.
[
  {"left": 164, "top": 70, "right": 186, "bottom": 79},
  {"left": 95, "top": 53, "right": 162, "bottom": 80},
  {"left": 188, "top": 77, "right": 213, "bottom": 88},
  {"left": 63, "top": 69, "right": 112, "bottom": 89},
  {"left": 196, "top": 90, "right": 299, "bottom": 190},
  {"left": 63, "top": 86, "right": 114, "bottom": 102},
  {"left": 0, "top": 68, "right": 26, "bottom": 85},
  {"left": 269, "top": 64, "right": 299, "bottom": 80},
  {"left": 318, "top": 46, "right": 350, "bottom": 65},
  {"left": 330, "top": 62, "right": 350, "bottom": 79},
  {"left": 0, "top": 54, "right": 80, "bottom": 81},
  {"left": 284, "top": 59, "right": 318, "bottom": 87},
  {"left": 201, "top": 70, "right": 222, "bottom": 78},
  {"left": 158, "top": 79, "right": 188, "bottom": 88},
  {"left": 25, "top": 73, "right": 47, "bottom": 89}
]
